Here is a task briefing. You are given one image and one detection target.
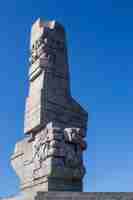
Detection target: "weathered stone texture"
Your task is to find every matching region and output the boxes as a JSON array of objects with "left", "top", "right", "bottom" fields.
[
  {"left": 11, "top": 18, "right": 88, "bottom": 194},
  {"left": 34, "top": 192, "right": 133, "bottom": 200},
  {"left": 4, "top": 192, "right": 133, "bottom": 200}
]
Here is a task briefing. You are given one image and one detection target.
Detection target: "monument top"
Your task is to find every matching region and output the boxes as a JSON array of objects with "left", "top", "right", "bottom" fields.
[{"left": 30, "top": 18, "right": 65, "bottom": 49}]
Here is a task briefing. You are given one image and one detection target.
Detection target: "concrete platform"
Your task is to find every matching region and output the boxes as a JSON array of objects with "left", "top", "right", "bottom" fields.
[
  {"left": 34, "top": 192, "right": 133, "bottom": 200},
  {"left": 3, "top": 192, "right": 133, "bottom": 200}
]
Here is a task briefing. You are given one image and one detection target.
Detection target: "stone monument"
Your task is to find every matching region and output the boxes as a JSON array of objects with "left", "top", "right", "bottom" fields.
[
  {"left": 2, "top": 18, "right": 133, "bottom": 200},
  {"left": 11, "top": 18, "right": 88, "bottom": 198}
]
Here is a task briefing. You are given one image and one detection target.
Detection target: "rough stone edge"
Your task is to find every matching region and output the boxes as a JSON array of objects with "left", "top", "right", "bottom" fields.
[{"left": 2, "top": 192, "right": 133, "bottom": 200}]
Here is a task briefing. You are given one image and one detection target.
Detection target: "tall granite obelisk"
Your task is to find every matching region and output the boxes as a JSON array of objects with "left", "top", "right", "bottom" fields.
[{"left": 11, "top": 18, "right": 88, "bottom": 196}]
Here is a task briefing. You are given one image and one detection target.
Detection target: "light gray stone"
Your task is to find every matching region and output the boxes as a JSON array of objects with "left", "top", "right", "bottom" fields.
[
  {"left": 11, "top": 18, "right": 88, "bottom": 196},
  {"left": 3, "top": 192, "right": 133, "bottom": 200}
]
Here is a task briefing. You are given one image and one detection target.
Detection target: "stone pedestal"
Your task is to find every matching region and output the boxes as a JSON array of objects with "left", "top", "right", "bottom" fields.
[
  {"left": 3, "top": 192, "right": 133, "bottom": 200},
  {"left": 34, "top": 192, "right": 133, "bottom": 200}
]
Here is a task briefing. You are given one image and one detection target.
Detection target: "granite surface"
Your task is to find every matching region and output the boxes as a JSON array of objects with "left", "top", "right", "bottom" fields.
[
  {"left": 11, "top": 18, "right": 88, "bottom": 193},
  {"left": 3, "top": 192, "right": 133, "bottom": 200}
]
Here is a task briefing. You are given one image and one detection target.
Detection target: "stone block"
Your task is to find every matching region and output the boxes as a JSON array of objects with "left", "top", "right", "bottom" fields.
[
  {"left": 3, "top": 193, "right": 133, "bottom": 200},
  {"left": 34, "top": 192, "right": 133, "bottom": 200}
]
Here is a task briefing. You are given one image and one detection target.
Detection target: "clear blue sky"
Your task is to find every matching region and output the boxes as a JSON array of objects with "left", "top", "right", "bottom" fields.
[{"left": 0, "top": 0, "right": 133, "bottom": 197}]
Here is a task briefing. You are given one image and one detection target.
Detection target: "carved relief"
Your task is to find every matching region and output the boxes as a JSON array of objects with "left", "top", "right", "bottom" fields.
[
  {"left": 63, "top": 127, "right": 86, "bottom": 177},
  {"left": 29, "top": 32, "right": 65, "bottom": 65},
  {"left": 64, "top": 128, "right": 87, "bottom": 150},
  {"left": 32, "top": 124, "right": 86, "bottom": 178}
]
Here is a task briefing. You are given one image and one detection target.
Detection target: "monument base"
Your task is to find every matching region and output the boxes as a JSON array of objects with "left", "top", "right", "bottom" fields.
[
  {"left": 3, "top": 192, "right": 133, "bottom": 200},
  {"left": 34, "top": 192, "right": 133, "bottom": 200}
]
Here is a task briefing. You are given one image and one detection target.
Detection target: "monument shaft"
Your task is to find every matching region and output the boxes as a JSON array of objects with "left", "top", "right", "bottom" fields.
[{"left": 11, "top": 19, "right": 88, "bottom": 194}]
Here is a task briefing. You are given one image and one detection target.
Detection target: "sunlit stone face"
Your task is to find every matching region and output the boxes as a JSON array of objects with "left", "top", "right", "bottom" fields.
[{"left": 11, "top": 18, "right": 88, "bottom": 193}]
